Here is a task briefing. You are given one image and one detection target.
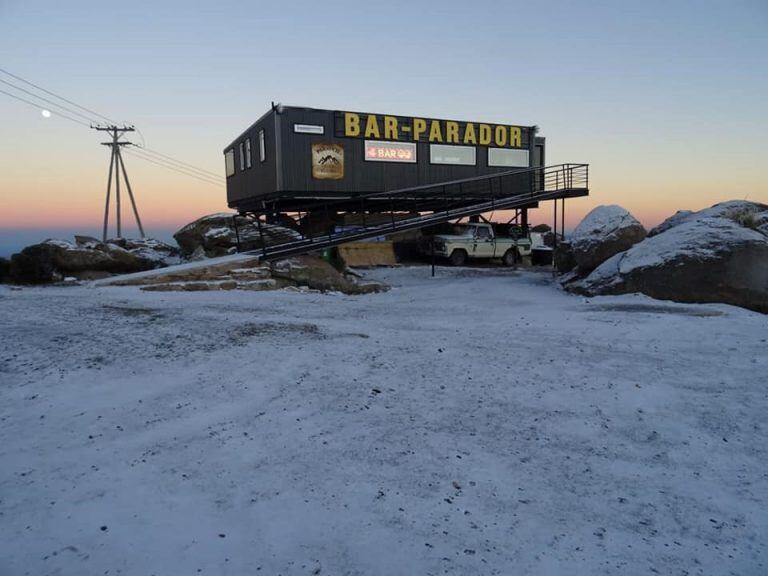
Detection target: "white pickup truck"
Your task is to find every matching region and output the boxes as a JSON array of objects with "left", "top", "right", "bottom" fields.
[{"left": 422, "top": 222, "right": 535, "bottom": 266}]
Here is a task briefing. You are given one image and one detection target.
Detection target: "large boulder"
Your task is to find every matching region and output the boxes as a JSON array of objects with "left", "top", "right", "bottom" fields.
[
  {"left": 648, "top": 200, "right": 767, "bottom": 237},
  {"left": 568, "top": 216, "right": 768, "bottom": 313},
  {"left": 173, "top": 213, "right": 300, "bottom": 258},
  {"left": 107, "top": 237, "right": 180, "bottom": 267},
  {"left": 9, "top": 238, "right": 172, "bottom": 283},
  {"left": 647, "top": 210, "right": 694, "bottom": 237},
  {"left": 570, "top": 205, "right": 647, "bottom": 272}
]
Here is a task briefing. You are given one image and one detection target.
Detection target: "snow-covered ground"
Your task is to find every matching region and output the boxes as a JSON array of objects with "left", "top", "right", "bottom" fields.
[{"left": 1, "top": 266, "right": 766, "bottom": 576}]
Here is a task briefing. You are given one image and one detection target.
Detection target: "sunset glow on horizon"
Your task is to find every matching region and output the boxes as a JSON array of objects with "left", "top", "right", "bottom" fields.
[{"left": 1, "top": 0, "right": 766, "bottom": 252}]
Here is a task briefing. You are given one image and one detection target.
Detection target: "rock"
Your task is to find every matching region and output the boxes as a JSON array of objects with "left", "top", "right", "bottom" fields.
[
  {"left": 648, "top": 210, "right": 694, "bottom": 237},
  {"left": 109, "top": 254, "right": 387, "bottom": 294},
  {"left": 173, "top": 213, "right": 300, "bottom": 259},
  {"left": 530, "top": 224, "right": 551, "bottom": 233},
  {"left": 112, "top": 237, "right": 180, "bottom": 266},
  {"left": 8, "top": 238, "right": 170, "bottom": 283},
  {"left": 270, "top": 256, "right": 388, "bottom": 294},
  {"left": 553, "top": 241, "right": 575, "bottom": 273},
  {"left": 74, "top": 235, "right": 103, "bottom": 248},
  {"left": 0, "top": 257, "right": 11, "bottom": 283},
  {"left": 648, "top": 200, "right": 768, "bottom": 237},
  {"left": 568, "top": 216, "right": 768, "bottom": 313},
  {"left": 571, "top": 205, "right": 647, "bottom": 272}
]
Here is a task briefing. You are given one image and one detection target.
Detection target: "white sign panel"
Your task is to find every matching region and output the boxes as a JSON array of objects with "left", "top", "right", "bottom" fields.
[
  {"left": 487, "top": 148, "right": 529, "bottom": 167},
  {"left": 430, "top": 144, "right": 476, "bottom": 166},
  {"left": 294, "top": 124, "right": 325, "bottom": 135},
  {"left": 364, "top": 140, "right": 417, "bottom": 163}
]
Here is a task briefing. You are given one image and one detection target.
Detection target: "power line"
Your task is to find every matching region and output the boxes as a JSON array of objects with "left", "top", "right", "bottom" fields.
[
  {"left": 126, "top": 146, "right": 223, "bottom": 184},
  {"left": 132, "top": 145, "right": 223, "bottom": 180},
  {"left": 0, "top": 77, "right": 98, "bottom": 123},
  {"left": 0, "top": 87, "right": 91, "bottom": 126},
  {"left": 123, "top": 148, "right": 224, "bottom": 188},
  {"left": 0, "top": 66, "right": 117, "bottom": 125},
  {"left": 0, "top": 68, "right": 225, "bottom": 189}
]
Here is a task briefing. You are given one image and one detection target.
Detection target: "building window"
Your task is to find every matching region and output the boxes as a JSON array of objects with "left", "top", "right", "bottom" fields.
[
  {"left": 293, "top": 123, "right": 325, "bottom": 135},
  {"left": 487, "top": 148, "right": 529, "bottom": 167},
  {"left": 238, "top": 142, "right": 245, "bottom": 171},
  {"left": 429, "top": 144, "right": 476, "bottom": 166},
  {"left": 225, "top": 149, "right": 235, "bottom": 177},
  {"left": 259, "top": 129, "right": 266, "bottom": 162},
  {"left": 245, "top": 138, "right": 252, "bottom": 169}
]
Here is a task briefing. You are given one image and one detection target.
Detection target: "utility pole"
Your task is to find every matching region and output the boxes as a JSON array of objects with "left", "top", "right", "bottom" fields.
[{"left": 91, "top": 124, "right": 145, "bottom": 241}]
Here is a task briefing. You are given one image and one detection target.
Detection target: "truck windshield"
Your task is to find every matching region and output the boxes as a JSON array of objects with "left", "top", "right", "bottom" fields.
[{"left": 450, "top": 225, "right": 473, "bottom": 236}]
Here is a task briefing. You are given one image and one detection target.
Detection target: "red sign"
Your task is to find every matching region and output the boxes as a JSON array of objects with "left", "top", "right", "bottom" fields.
[{"left": 364, "top": 140, "right": 417, "bottom": 163}]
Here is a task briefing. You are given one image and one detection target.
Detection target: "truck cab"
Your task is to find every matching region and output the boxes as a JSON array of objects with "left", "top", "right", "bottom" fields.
[{"left": 423, "top": 222, "right": 533, "bottom": 266}]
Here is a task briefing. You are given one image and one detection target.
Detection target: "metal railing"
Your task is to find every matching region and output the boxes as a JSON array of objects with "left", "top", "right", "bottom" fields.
[{"left": 242, "top": 163, "right": 588, "bottom": 261}]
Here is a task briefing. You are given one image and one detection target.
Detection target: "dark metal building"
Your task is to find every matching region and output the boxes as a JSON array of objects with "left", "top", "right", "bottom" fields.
[
  {"left": 224, "top": 105, "right": 547, "bottom": 214},
  {"left": 223, "top": 104, "right": 588, "bottom": 261}
]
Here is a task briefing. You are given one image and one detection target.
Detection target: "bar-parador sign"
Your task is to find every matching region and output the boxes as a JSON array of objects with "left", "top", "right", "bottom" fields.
[{"left": 335, "top": 111, "right": 531, "bottom": 150}]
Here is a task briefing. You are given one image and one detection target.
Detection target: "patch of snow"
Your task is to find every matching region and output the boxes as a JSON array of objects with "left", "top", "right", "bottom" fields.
[
  {"left": 1, "top": 267, "right": 766, "bottom": 575},
  {"left": 203, "top": 226, "right": 234, "bottom": 239},
  {"left": 43, "top": 238, "right": 75, "bottom": 249},
  {"left": 572, "top": 205, "right": 642, "bottom": 242},
  {"left": 618, "top": 216, "right": 764, "bottom": 273}
]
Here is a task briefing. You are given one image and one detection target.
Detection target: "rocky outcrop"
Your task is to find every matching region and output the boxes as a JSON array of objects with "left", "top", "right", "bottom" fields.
[
  {"left": 109, "top": 255, "right": 388, "bottom": 295},
  {"left": 648, "top": 200, "right": 767, "bottom": 237},
  {"left": 8, "top": 237, "right": 178, "bottom": 284},
  {"left": 570, "top": 205, "right": 647, "bottom": 273},
  {"left": 648, "top": 210, "right": 694, "bottom": 237},
  {"left": 173, "top": 213, "right": 300, "bottom": 258},
  {"left": 270, "top": 256, "right": 387, "bottom": 294},
  {"left": 568, "top": 216, "right": 768, "bottom": 313}
]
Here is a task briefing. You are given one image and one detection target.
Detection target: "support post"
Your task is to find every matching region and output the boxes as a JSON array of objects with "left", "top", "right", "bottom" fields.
[
  {"left": 102, "top": 148, "right": 115, "bottom": 242},
  {"left": 233, "top": 215, "right": 241, "bottom": 253},
  {"left": 431, "top": 237, "right": 436, "bottom": 278},
  {"left": 116, "top": 147, "right": 145, "bottom": 238},
  {"left": 114, "top": 130, "right": 122, "bottom": 239},
  {"left": 93, "top": 124, "right": 144, "bottom": 241},
  {"left": 561, "top": 198, "right": 565, "bottom": 243},
  {"left": 256, "top": 215, "right": 267, "bottom": 258},
  {"left": 553, "top": 199, "right": 558, "bottom": 251}
]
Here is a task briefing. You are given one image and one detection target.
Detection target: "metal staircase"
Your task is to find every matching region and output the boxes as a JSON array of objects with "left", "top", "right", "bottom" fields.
[{"left": 244, "top": 163, "right": 588, "bottom": 261}]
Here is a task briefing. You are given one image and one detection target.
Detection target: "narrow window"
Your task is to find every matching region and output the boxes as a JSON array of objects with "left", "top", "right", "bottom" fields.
[
  {"left": 259, "top": 129, "right": 266, "bottom": 162},
  {"left": 224, "top": 149, "right": 235, "bottom": 177},
  {"left": 245, "top": 138, "right": 252, "bottom": 169},
  {"left": 238, "top": 142, "right": 245, "bottom": 171}
]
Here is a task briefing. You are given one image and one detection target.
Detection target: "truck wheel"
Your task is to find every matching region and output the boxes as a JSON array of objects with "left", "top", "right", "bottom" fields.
[
  {"left": 449, "top": 249, "right": 467, "bottom": 266},
  {"left": 502, "top": 249, "right": 519, "bottom": 267}
]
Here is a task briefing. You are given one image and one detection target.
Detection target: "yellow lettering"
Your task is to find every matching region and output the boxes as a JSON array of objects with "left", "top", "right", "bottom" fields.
[
  {"left": 463, "top": 123, "right": 477, "bottom": 145},
  {"left": 413, "top": 118, "right": 427, "bottom": 141},
  {"left": 445, "top": 121, "right": 459, "bottom": 144},
  {"left": 345, "top": 112, "right": 360, "bottom": 137},
  {"left": 509, "top": 126, "right": 522, "bottom": 148},
  {"left": 364, "top": 115, "right": 380, "bottom": 138},
  {"left": 494, "top": 125, "right": 507, "bottom": 147},
  {"left": 428, "top": 120, "right": 443, "bottom": 143},
  {"left": 479, "top": 124, "right": 492, "bottom": 146},
  {"left": 383, "top": 116, "right": 399, "bottom": 140}
]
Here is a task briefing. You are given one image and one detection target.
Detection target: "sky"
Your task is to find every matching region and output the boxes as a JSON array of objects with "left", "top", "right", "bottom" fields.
[{"left": 1, "top": 0, "right": 767, "bottom": 256}]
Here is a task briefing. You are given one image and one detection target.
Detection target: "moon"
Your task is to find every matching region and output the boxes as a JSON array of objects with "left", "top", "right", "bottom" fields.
[{"left": 41, "top": 109, "right": 51, "bottom": 118}]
